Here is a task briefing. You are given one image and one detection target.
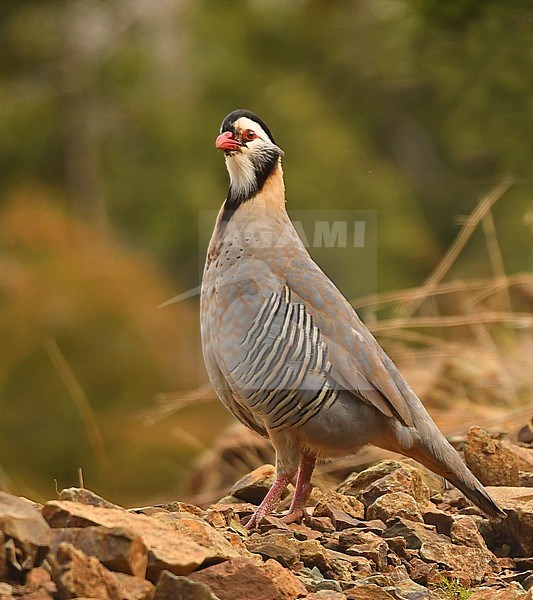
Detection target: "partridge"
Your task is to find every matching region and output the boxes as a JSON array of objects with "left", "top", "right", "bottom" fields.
[{"left": 201, "top": 109, "right": 504, "bottom": 528}]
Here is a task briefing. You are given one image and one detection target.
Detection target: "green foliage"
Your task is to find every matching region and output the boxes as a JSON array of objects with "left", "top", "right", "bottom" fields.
[{"left": 434, "top": 575, "right": 473, "bottom": 599}]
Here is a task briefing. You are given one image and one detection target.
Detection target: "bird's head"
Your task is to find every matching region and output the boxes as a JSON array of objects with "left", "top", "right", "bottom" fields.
[{"left": 216, "top": 110, "right": 283, "bottom": 207}]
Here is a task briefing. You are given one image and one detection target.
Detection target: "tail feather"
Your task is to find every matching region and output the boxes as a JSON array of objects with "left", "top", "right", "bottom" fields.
[{"left": 386, "top": 418, "right": 506, "bottom": 519}]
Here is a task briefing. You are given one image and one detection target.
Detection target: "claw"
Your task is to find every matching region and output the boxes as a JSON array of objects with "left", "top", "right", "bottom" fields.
[{"left": 281, "top": 507, "right": 311, "bottom": 525}]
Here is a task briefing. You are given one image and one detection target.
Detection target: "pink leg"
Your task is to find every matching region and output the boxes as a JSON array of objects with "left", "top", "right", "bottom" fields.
[
  {"left": 282, "top": 454, "right": 316, "bottom": 524},
  {"left": 244, "top": 470, "right": 294, "bottom": 530}
]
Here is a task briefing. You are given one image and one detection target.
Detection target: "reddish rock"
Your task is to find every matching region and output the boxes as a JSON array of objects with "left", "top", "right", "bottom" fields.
[
  {"left": 383, "top": 519, "right": 491, "bottom": 583},
  {"left": 464, "top": 426, "right": 520, "bottom": 486},
  {"left": 366, "top": 492, "right": 423, "bottom": 523},
  {"left": 0, "top": 492, "right": 51, "bottom": 572},
  {"left": 337, "top": 460, "right": 407, "bottom": 496},
  {"left": 345, "top": 584, "right": 394, "bottom": 599},
  {"left": 115, "top": 573, "right": 155, "bottom": 600},
  {"left": 313, "top": 491, "right": 364, "bottom": 521},
  {"left": 469, "top": 587, "right": 528, "bottom": 599},
  {"left": 189, "top": 556, "right": 304, "bottom": 600},
  {"left": 24, "top": 567, "right": 57, "bottom": 597},
  {"left": 153, "top": 571, "right": 219, "bottom": 599},
  {"left": 340, "top": 530, "right": 388, "bottom": 571},
  {"left": 358, "top": 467, "right": 430, "bottom": 508},
  {"left": 450, "top": 517, "right": 489, "bottom": 550},
  {"left": 58, "top": 488, "right": 122, "bottom": 510},
  {"left": 229, "top": 465, "right": 285, "bottom": 505},
  {"left": 42, "top": 501, "right": 239, "bottom": 582},
  {"left": 305, "top": 592, "right": 346, "bottom": 600},
  {"left": 262, "top": 558, "right": 308, "bottom": 598},
  {"left": 481, "top": 486, "right": 533, "bottom": 556},
  {"left": 246, "top": 531, "right": 299, "bottom": 567},
  {"left": 48, "top": 542, "right": 121, "bottom": 600},
  {"left": 50, "top": 526, "right": 148, "bottom": 578}
]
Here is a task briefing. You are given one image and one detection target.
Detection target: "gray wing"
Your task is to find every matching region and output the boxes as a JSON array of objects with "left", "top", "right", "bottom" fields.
[
  {"left": 220, "top": 285, "right": 340, "bottom": 433},
  {"left": 285, "top": 257, "right": 415, "bottom": 427}
]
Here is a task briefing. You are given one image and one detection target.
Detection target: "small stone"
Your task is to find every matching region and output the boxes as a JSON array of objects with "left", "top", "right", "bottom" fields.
[
  {"left": 115, "top": 573, "right": 155, "bottom": 600},
  {"left": 517, "top": 423, "right": 533, "bottom": 445},
  {"left": 297, "top": 539, "right": 330, "bottom": 571},
  {"left": 468, "top": 587, "right": 528, "bottom": 599},
  {"left": 229, "top": 465, "right": 284, "bottom": 505},
  {"left": 58, "top": 488, "right": 123, "bottom": 510},
  {"left": 391, "top": 578, "right": 432, "bottom": 599},
  {"left": 337, "top": 461, "right": 407, "bottom": 496},
  {"left": 189, "top": 556, "right": 303, "bottom": 600},
  {"left": 464, "top": 426, "right": 520, "bottom": 486},
  {"left": 480, "top": 486, "right": 533, "bottom": 557},
  {"left": 153, "top": 571, "right": 219, "bottom": 600},
  {"left": 305, "top": 592, "right": 346, "bottom": 600},
  {"left": 450, "top": 516, "right": 489, "bottom": 550},
  {"left": 50, "top": 526, "right": 148, "bottom": 578},
  {"left": 0, "top": 492, "right": 51, "bottom": 573},
  {"left": 367, "top": 492, "right": 423, "bottom": 523},
  {"left": 313, "top": 579, "right": 343, "bottom": 593},
  {"left": 246, "top": 531, "right": 299, "bottom": 567},
  {"left": 345, "top": 583, "right": 395, "bottom": 599},
  {"left": 25, "top": 566, "right": 57, "bottom": 596},
  {"left": 42, "top": 500, "right": 240, "bottom": 582},
  {"left": 314, "top": 491, "right": 364, "bottom": 521},
  {"left": 48, "top": 542, "right": 121, "bottom": 600},
  {"left": 358, "top": 467, "right": 430, "bottom": 508},
  {"left": 341, "top": 530, "right": 388, "bottom": 571},
  {"left": 262, "top": 558, "right": 308, "bottom": 598}
]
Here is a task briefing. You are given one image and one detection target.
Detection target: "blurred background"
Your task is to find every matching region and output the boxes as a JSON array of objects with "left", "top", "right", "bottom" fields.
[{"left": 0, "top": 0, "right": 531, "bottom": 507}]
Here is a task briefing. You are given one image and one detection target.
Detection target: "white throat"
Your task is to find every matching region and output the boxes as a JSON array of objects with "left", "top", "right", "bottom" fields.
[{"left": 226, "top": 152, "right": 256, "bottom": 197}]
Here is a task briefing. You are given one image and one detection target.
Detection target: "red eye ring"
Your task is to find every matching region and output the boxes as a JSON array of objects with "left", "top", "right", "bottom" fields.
[{"left": 243, "top": 129, "right": 257, "bottom": 142}]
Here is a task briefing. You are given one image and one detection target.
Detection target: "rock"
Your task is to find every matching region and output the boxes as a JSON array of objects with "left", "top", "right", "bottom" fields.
[
  {"left": 153, "top": 570, "right": 219, "bottom": 600},
  {"left": 400, "top": 460, "right": 445, "bottom": 497},
  {"left": 337, "top": 461, "right": 407, "bottom": 496},
  {"left": 520, "top": 472, "right": 533, "bottom": 487},
  {"left": 517, "top": 422, "right": 533, "bottom": 445},
  {"left": 297, "top": 538, "right": 330, "bottom": 571},
  {"left": 383, "top": 519, "right": 491, "bottom": 583},
  {"left": 345, "top": 584, "right": 395, "bottom": 599},
  {"left": 229, "top": 465, "right": 283, "bottom": 505},
  {"left": 358, "top": 467, "right": 430, "bottom": 508},
  {"left": 469, "top": 587, "right": 528, "bottom": 599},
  {"left": 42, "top": 501, "right": 240, "bottom": 582},
  {"left": 321, "top": 509, "right": 362, "bottom": 531},
  {"left": 480, "top": 487, "right": 533, "bottom": 556},
  {"left": 50, "top": 526, "right": 148, "bottom": 578},
  {"left": 464, "top": 426, "right": 520, "bottom": 486},
  {"left": 0, "top": 492, "right": 51, "bottom": 574},
  {"left": 246, "top": 531, "right": 299, "bottom": 567},
  {"left": 48, "top": 542, "right": 121, "bottom": 600},
  {"left": 339, "top": 530, "right": 388, "bottom": 571},
  {"left": 450, "top": 516, "right": 489, "bottom": 550},
  {"left": 262, "top": 558, "right": 308, "bottom": 598},
  {"left": 24, "top": 566, "right": 57, "bottom": 596},
  {"left": 305, "top": 592, "right": 346, "bottom": 600},
  {"left": 115, "top": 573, "right": 155, "bottom": 600},
  {"left": 421, "top": 507, "right": 454, "bottom": 536},
  {"left": 314, "top": 491, "right": 364, "bottom": 521},
  {"left": 189, "top": 556, "right": 305, "bottom": 600},
  {"left": 390, "top": 578, "right": 432, "bottom": 599},
  {"left": 58, "top": 488, "right": 122, "bottom": 510},
  {"left": 367, "top": 492, "right": 423, "bottom": 523}
]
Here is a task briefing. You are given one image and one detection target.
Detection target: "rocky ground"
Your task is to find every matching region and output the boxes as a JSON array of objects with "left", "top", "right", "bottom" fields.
[{"left": 1, "top": 422, "right": 533, "bottom": 600}]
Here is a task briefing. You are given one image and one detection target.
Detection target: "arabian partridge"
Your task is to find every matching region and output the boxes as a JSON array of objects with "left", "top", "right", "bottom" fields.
[{"left": 201, "top": 109, "right": 504, "bottom": 528}]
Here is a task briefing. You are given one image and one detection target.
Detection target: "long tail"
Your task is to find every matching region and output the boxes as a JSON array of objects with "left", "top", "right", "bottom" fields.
[{"left": 387, "top": 418, "right": 506, "bottom": 519}]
